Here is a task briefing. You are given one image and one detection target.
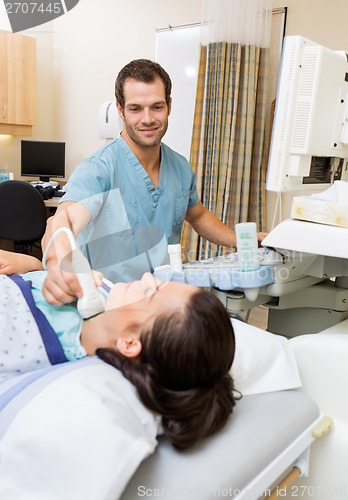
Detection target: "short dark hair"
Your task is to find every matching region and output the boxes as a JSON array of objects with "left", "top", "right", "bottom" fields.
[
  {"left": 115, "top": 59, "right": 172, "bottom": 109},
  {"left": 97, "top": 289, "right": 238, "bottom": 450}
]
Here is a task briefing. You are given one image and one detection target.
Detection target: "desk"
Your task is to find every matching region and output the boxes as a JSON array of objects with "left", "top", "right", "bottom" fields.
[{"left": 44, "top": 197, "right": 60, "bottom": 209}]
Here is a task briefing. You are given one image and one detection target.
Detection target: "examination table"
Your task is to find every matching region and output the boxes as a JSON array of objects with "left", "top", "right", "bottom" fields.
[{"left": 0, "top": 319, "right": 333, "bottom": 500}]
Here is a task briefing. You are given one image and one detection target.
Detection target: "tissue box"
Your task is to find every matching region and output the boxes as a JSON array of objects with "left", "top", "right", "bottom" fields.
[{"left": 291, "top": 196, "right": 348, "bottom": 228}]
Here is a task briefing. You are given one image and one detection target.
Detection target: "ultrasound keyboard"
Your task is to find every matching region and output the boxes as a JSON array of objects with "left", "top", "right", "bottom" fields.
[
  {"left": 154, "top": 248, "right": 283, "bottom": 291},
  {"left": 184, "top": 247, "right": 283, "bottom": 269}
]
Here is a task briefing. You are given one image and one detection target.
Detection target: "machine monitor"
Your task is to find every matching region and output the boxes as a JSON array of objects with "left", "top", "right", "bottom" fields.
[
  {"left": 21, "top": 140, "right": 65, "bottom": 183},
  {"left": 266, "top": 35, "right": 348, "bottom": 193}
]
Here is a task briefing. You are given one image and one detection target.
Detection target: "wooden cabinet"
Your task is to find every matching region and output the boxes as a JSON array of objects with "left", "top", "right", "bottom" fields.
[{"left": 0, "top": 32, "right": 36, "bottom": 136}]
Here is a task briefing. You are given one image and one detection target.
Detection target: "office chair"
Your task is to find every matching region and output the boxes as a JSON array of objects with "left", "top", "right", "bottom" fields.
[{"left": 0, "top": 180, "right": 47, "bottom": 255}]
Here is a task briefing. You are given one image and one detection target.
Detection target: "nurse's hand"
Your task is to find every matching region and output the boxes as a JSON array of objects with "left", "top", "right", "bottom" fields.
[
  {"left": 42, "top": 261, "right": 103, "bottom": 306},
  {"left": 257, "top": 232, "right": 268, "bottom": 244}
]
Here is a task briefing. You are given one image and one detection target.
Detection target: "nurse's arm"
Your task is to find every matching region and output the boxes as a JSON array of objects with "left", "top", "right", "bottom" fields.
[
  {"left": 41, "top": 201, "right": 92, "bottom": 305},
  {"left": 185, "top": 202, "right": 237, "bottom": 248}
]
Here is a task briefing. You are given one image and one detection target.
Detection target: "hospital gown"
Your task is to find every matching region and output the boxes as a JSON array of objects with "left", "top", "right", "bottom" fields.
[{"left": 0, "top": 272, "right": 90, "bottom": 383}]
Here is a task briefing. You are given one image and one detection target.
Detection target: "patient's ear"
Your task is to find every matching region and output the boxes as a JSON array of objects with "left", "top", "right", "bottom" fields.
[{"left": 117, "top": 338, "right": 142, "bottom": 358}]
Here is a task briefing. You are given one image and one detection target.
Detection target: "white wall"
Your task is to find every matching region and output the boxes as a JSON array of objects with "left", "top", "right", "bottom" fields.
[{"left": 275, "top": 0, "right": 348, "bottom": 51}]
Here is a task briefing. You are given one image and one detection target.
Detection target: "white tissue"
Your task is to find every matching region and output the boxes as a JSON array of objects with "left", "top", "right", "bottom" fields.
[{"left": 291, "top": 181, "right": 348, "bottom": 228}]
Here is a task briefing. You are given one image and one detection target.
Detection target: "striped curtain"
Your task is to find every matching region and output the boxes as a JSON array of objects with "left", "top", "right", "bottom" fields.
[
  {"left": 181, "top": 40, "right": 269, "bottom": 261},
  {"left": 181, "top": 42, "right": 269, "bottom": 260}
]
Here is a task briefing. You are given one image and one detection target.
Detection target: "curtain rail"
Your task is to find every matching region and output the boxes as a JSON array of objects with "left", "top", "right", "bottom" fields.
[
  {"left": 156, "top": 7, "right": 286, "bottom": 33},
  {"left": 156, "top": 22, "right": 203, "bottom": 33}
]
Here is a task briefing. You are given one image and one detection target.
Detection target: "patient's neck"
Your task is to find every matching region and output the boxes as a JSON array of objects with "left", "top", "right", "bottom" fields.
[{"left": 80, "top": 314, "right": 105, "bottom": 355}]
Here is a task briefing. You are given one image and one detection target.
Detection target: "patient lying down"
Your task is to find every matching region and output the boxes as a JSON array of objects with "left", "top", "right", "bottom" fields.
[{"left": 0, "top": 250, "right": 238, "bottom": 450}]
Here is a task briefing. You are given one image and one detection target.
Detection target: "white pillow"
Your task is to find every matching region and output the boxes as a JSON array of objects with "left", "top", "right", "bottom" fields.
[
  {"left": 0, "top": 358, "right": 159, "bottom": 500},
  {"left": 231, "top": 318, "right": 302, "bottom": 395}
]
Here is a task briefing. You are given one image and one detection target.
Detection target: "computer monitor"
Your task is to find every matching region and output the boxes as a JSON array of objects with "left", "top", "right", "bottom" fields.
[
  {"left": 21, "top": 140, "right": 65, "bottom": 183},
  {"left": 266, "top": 35, "right": 348, "bottom": 193}
]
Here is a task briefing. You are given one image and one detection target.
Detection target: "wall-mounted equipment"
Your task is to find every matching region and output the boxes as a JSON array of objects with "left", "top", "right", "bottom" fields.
[{"left": 98, "top": 101, "right": 122, "bottom": 140}]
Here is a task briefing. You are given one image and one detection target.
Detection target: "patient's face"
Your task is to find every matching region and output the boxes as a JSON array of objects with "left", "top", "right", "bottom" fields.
[
  {"left": 103, "top": 272, "right": 196, "bottom": 338},
  {"left": 106, "top": 272, "right": 195, "bottom": 312}
]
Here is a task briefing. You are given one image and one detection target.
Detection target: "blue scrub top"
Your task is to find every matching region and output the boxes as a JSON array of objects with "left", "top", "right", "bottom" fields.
[{"left": 61, "top": 137, "right": 200, "bottom": 282}]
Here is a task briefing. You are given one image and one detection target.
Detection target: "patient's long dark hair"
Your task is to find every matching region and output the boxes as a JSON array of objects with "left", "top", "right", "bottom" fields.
[{"left": 96, "top": 289, "right": 238, "bottom": 450}]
